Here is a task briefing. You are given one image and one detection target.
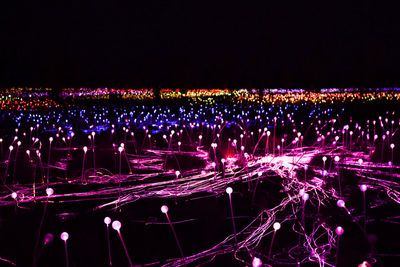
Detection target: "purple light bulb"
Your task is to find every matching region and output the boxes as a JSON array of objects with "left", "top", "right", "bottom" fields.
[{"left": 44, "top": 233, "right": 54, "bottom": 244}]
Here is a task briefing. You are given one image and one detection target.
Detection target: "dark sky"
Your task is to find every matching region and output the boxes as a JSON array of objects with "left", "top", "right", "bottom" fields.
[{"left": 1, "top": 1, "right": 400, "bottom": 88}]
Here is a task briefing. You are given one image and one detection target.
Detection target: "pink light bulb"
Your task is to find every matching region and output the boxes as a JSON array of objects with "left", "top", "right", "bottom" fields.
[
  {"left": 302, "top": 193, "right": 309, "bottom": 201},
  {"left": 358, "top": 261, "right": 371, "bottom": 267},
  {"left": 299, "top": 188, "right": 305, "bottom": 196},
  {"left": 252, "top": 257, "right": 262, "bottom": 267},
  {"left": 118, "top": 147, "right": 123, "bottom": 153},
  {"left": 273, "top": 222, "right": 281, "bottom": 231},
  {"left": 46, "top": 188, "right": 54, "bottom": 196},
  {"left": 9, "top": 145, "right": 13, "bottom": 151},
  {"left": 360, "top": 184, "right": 367, "bottom": 192},
  {"left": 161, "top": 205, "right": 168, "bottom": 214},
  {"left": 112, "top": 220, "right": 121, "bottom": 231},
  {"left": 175, "top": 170, "right": 180, "bottom": 176},
  {"left": 83, "top": 146, "right": 88, "bottom": 153},
  {"left": 11, "top": 192, "right": 17, "bottom": 199},
  {"left": 337, "top": 199, "right": 345, "bottom": 208},
  {"left": 104, "top": 217, "right": 111, "bottom": 225},
  {"left": 60, "top": 232, "right": 69, "bottom": 241},
  {"left": 335, "top": 226, "right": 344, "bottom": 236}
]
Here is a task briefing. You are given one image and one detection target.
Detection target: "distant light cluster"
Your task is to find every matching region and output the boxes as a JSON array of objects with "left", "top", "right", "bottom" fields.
[{"left": 1, "top": 87, "right": 400, "bottom": 112}]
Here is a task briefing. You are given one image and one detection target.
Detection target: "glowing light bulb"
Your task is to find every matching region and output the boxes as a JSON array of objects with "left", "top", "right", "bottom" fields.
[
  {"left": 9, "top": 145, "right": 13, "bottom": 151},
  {"left": 322, "top": 156, "right": 327, "bottom": 162},
  {"left": 273, "top": 222, "right": 281, "bottom": 231},
  {"left": 337, "top": 199, "right": 345, "bottom": 208},
  {"left": 118, "top": 147, "right": 123, "bottom": 153},
  {"left": 358, "top": 159, "right": 363, "bottom": 165},
  {"left": 302, "top": 193, "right": 309, "bottom": 201},
  {"left": 11, "top": 192, "right": 17, "bottom": 199},
  {"left": 360, "top": 184, "right": 367, "bottom": 192},
  {"left": 60, "top": 232, "right": 69, "bottom": 241},
  {"left": 49, "top": 137, "right": 53, "bottom": 142},
  {"left": 391, "top": 143, "right": 395, "bottom": 149},
  {"left": 83, "top": 146, "right": 88, "bottom": 153},
  {"left": 252, "top": 257, "right": 262, "bottom": 267},
  {"left": 161, "top": 205, "right": 168, "bottom": 213},
  {"left": 175, "top": 170, "right": 180, "bottom": 176},
  {"left": 358, "top": 261, "right": 371, "bottom": 267},
  {"left": 335, "top": 226, "right": 344, "bottom": 236},
  {"left": 17, "top": 141, "right": 21, "bottom": 146},
  {"left": 44, "top": 233, "right": 54, "bottom": 244},
  {"left": 112, "top": 220, "right": 121, "bottom": 231},
  {"left": 46, "top": 188, "right": 54, "bottom": 196},
  {"left": 226, "top": 187, "right": 233, "bottom": 195},
  {"left": 104, "top": 217, "right": 111, "bottom": 225},
  {"left": 299, "top": 188, "right": 305, "bottom": 196},
  {"left": 334, "top": 156, "right": 340, "bottom": 162}
]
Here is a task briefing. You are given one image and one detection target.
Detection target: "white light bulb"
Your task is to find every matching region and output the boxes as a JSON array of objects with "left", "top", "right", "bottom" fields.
[{"left": 226, "top": 187, "right": 233, "bottom": 195}]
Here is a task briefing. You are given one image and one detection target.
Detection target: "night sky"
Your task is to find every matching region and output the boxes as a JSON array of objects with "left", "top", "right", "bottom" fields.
[{"left": 1, "top": 1, "right": 400, "bottom": 88}]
